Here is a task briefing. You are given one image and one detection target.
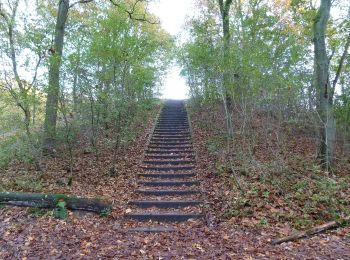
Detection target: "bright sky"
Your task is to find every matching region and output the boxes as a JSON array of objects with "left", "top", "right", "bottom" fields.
[{"left": 149, "top": 0, "right": 196, "bottom": 100}]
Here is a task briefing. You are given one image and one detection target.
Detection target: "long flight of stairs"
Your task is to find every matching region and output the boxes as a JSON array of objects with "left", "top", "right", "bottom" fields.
[{"left": 125, "top": 100, "right": 204, "bottom": 232}]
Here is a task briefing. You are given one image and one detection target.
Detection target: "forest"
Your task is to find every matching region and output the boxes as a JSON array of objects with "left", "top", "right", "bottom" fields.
[{"left": 0, "top": 0, "right": 350, "bottom": 258}]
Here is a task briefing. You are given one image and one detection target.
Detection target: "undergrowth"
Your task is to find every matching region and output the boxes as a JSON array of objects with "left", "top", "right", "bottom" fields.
[{"left": 191, "top": 103, "right": 350, "bottom": 229}]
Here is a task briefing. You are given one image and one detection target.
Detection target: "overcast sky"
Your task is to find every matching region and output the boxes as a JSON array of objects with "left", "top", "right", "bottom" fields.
[{"left": 149, "top": 0, "right": 196, "bottom": 100}]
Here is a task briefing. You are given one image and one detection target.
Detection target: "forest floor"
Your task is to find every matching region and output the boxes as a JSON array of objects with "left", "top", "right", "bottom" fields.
[{"left": 1, "top": 103, "right": 350, "bottom": 259}]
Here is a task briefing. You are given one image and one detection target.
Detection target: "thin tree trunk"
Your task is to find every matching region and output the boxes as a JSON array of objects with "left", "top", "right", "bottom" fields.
[
  {"left": 218, "top": 0, "right": 233, "bottom": 111},
  {"left": 218, "top": 0, "right": 234, "bottom": 153},
  {"left": 313, "top": 0, "right": 334, "bottom": 169},
  {"left": 72, "top": 44, "right": 81, "bottom": 114},
  {"left": 43, "top": 0, "right": 69, "bottom": 153}
]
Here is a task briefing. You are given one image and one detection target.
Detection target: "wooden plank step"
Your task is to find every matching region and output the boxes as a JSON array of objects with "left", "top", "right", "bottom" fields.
[
  {"left": 158, "top": 119, "right": 187, "bottom": 122},
  {"left": 156, "top": 125, "right": 188, "bottom": 127},
  {"left": 159, "top": 115, "right": 186, "bottom": 118},
  {"left": 136, "top": 189, "right": 199, "bottom": 195},
  {"left": 125, "top": 213, "right": 204, "bottom": 222},
  {"left": 141, "top": 166, "right": 194, "bottom": 171},
  {"left": 127, "top": 227, "right": 175, "bottom": 233},
  {"left": 159, "top": 119, "right": 187, "bottom": 121},
  {"left": 148, "top": 145, "right": 192, "bottom": 150},
  {"left": 154, "top": 125, "right": 189, "bottom": 132},
  {"left": 150, "top": 141, "right": 191, "bottom": 145},
  {"left": 158, "top": 121, "right": 187, "bottom": 124},
  {"left": 151, "top": 137, "right": 190, "bottom": 141},
  {"left": 153, "top": 131, "right": 191, "bottom": 134},
  {"left": 142, "top": 160, "right": 195, "bottom": 165},
  {"left": 155, "top": 126, "right": 188, "bottom": 128},
  {"left": 155, "top": 128, "right": 189, "bottom": 131},
  {"left": 158, "top": 121, "right": 187, "bottom": 123},
  {"left": 157, "top": 125, "right": 187, "bottom": 127},
  {"left": 138, "top": 181, "right": 199, "bottom": 187},
  {"left": 144, "top": 155, "right": 195, "bottom": 159},
  {"left": 160, "top": 114, "right": 186, "bottom": 117},
  {"left": 152, "top": 134, "right": 191, "bottom": 138},
  {"left": 138, "top": 173, "right": 195, "bottom": 178},
  {"left": 129, "top": 200, "right": 202, "bottom": 208},
  {"left": 151, "top": 137, "right": 191, "bottom": 140},
  {"left": 145, "top": 150, "right": 194, "bottom": 154},
  {"left": 153, "top": 133, "right": 190, "bottom": 136},
  {"left": 149, "top": 141, "right": 191, "bottom": 145},
  {"left": 154, "top": 129, "right": 189, "bottom": 132}
]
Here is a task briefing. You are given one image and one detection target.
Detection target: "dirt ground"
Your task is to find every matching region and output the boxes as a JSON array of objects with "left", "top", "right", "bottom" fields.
[{"left": 1, "top": 105, "right": 350, "bottom": 259}]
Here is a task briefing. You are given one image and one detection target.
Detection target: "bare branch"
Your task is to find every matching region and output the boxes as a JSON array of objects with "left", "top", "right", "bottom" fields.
[
  {"left": 31, "top": 52, "right": 45, "bottom": 86},
  {"left": 109, "top": 0, "right": 158, "bottom": 24},
  {"left": 0, "top": 2, "right": 10, "bottom": 25},
  {"left": 69, "top": 0, "right": 94, "bottom": 9},
  {"left": 331, "top": 31, "right": 350, "bottom": 100}
]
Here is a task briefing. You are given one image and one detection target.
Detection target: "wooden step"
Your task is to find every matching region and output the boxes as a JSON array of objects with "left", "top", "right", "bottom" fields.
[
  {"left": 158, "top": 120, "right": 188, "bottom": 123},
  {"left": 143, "top": 160, "right": 195, "bottom": 165},
  {"left": 129, "top": 200, "right": 202, "bottom": 208},
  {"left": 153, "top": 129, "right": 190, "bottom": 135},
  {"left": 127, "top": 227, "right": 175, "bottom": 232},
  {"left": 125, "top": 212, "right": 204, "bottom": 222},
  {"left": 154, "top": 129, "right": 189, "bottom": 132},
  {"left": 136, "top": 189, "right": 199, "bottom": 196},
  {"left": 141, "top": 166, "right": 194, "bottom": 171},
  {"left": 138, "top": 181, "right": 199, "bottom": 187},
  {"left": 151, "top": 137, "right": 190, "bottom": 141},
  {"left": 145, "top": 150, "right": 194, "bottom": 154},
  {"left": 148, "top": 145, "right": 192, "bottom": 149},
  {"left": 138, "top": 173, "right": 196, "bottom": 178},
  {"left": 155, "top": 124, "right": 189, "bottom": 127},
  {"left": 158, "top": 121, "right": 188, "bottom": 124},
  {"left": 149, "top": 141, "right": 191, "bottom": 146},
  {"left": 152, "top": 134, "right": 191, "bottom": 138},
  {"left": 144, "top": 155, "right": 195, "bottom": 159}
]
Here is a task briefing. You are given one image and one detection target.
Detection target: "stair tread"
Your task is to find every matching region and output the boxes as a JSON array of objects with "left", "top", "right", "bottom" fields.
[
  {"left": 143, "top": 160, "right": 195, "bottom": 164},
  {"left": 138, "top": 173, "right": 196, "bottom": 178},
  {"left": 141, "top": 166, "right": 194, "bottom": 171},
  {"left": 126, "top": 212, "right": 204, "bottom": 221},
  {"left": 136, "top": 189, "right": 200, "bottom": 195},
  {"left": 138, "top": 181, "right": 199, "bottom": 186},
  {"left": 129, "top": 200, "right": 203, "bottom": 204},
  {"left": 127, "top": 227, "right": 175, "bottom": 232}
]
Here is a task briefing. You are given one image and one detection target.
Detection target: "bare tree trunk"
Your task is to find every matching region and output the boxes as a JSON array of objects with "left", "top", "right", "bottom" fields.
[
  {"left": 313, "top": 0, "right": 334, "bottom": 170},
  {"left": 218, "top": 0, "right": 234, "bottom": 146},
  {"left": 43, "top": 0, "right": 69, "bottom": 153},
  {"left": 1, "top": 0, "right": 42, "bottom": 170},
  {"left": 218, "top": 0, "right": 233, "bottom": 110},
  {"left": 72, "top": 43, "right": 81, "bottom": 114}
]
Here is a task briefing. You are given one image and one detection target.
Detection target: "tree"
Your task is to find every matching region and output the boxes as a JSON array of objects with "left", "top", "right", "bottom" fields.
[
  {"left": 313, "top": 0, "right": 350, "bottom": 169},
  {"left": 218, "top": 0, "right": 234, "bottom": 141},
  {"left": 42, "top": 0, "right": 157, "bottom": 153},
  {"left": 0, "top": 0, "right": 46, "bottom": 169},
  {"left": 43, "top": 0, "right": 70, "bottom": 153}
]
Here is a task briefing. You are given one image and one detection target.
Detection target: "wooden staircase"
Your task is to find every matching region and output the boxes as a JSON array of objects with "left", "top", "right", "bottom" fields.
[{"left": 125, "top": 100, "right": 204, "bottom": 232}]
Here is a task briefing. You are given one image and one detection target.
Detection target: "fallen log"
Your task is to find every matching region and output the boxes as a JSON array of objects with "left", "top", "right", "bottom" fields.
[
  {"left": 272, "top": 216, "right": 350, "bottom": 245},
  {"left": 0, "top": 192, "right": 111, "bottom": 214}
]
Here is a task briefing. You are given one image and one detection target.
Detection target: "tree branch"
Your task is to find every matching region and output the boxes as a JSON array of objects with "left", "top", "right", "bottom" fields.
[
  {"left": 69, "top": 0, "right": 94, "bottom": 9},
  {"left": 31, "top": 52, "right": 44, "bottom": 86},
  {"left": 218, "top": 0, "right": 224, "bottom": 14},
  {"left": 0, "top": 4, "right": 10, "bottom": 25},
  {"left": 109, "top": 0, "right": 158, "bottom": 24},
  {"left": 331, "top": 31, "right": 350, "bottom": 100}
]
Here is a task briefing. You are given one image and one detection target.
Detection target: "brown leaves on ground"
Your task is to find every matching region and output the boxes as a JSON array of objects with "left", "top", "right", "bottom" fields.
[{"left": 1, "top": 103, "right": 350, "bottom": 258}]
